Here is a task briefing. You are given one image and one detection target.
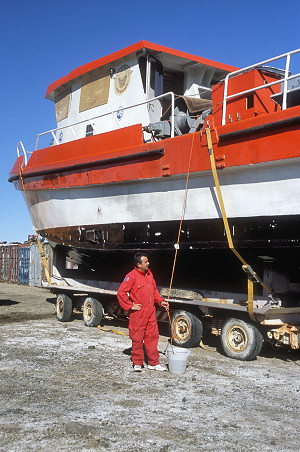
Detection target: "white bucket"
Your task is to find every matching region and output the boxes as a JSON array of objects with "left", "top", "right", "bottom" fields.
[{"left": 167, "top": 345, "right": 191, "bottom": 374}]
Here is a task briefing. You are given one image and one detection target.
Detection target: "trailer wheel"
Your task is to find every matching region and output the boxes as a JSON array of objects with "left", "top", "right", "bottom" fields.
[
  {"left": 221, "top": 318, "right": 263, "bottom": 361},
  {"left": 83, "top": 297, "right": 103, "bottom": 327},
  {"left": 171, "top": 310, "right": 203, "bottom": 348},
  {"left": 56, "top": 294, "right": 73, "bottom": 322}
]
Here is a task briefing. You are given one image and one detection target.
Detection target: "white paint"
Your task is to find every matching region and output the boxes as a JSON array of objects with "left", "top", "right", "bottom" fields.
[
  {"left": 27, "top": 158, "right": 300, "bottom": 230},
  {"left": 54, "top": 55, "right": 149, "bottom": 144}
]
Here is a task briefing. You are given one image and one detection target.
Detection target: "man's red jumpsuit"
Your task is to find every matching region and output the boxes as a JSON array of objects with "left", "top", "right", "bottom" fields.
[{"left": 117, "top": 267, "right": 165, "bottom": 366}]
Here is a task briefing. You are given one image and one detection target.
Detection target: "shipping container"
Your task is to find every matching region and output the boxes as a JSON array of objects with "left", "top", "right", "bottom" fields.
[
  {"left": 0, "top": 239, "right": 50, "bottom": 287},
  {"left": 29, "top": 243, "right": 42, "bottom": 287},
  {"left": 0, "top": 245, "right": 9, "bottom": 282},
  {"left": 8, "top": 244, "right": 19, "bottom": 283},
  {"left": 0, "top": 244, "right": 19, "bottom": 283},
  {"left": 18, "top": 246, "right": 30, "bottom": 284}
]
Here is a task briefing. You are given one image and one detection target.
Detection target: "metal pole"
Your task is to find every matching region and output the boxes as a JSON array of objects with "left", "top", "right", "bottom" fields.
[{"left": 282, "top": 52, "right": 291, "bottom": 111}]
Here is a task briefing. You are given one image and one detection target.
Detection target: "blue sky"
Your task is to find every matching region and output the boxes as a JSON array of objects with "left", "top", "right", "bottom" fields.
[{"left": 1, "top": 0, "right": 299, "bottom": 243}]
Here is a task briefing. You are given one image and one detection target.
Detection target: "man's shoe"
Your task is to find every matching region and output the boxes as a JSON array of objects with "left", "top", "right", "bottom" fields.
[
  {"left": 132, "top": 364, "right": 142, "bottom": 372},
  {"left": 147, "top": 363, "right": 167, "bottom": 371}
]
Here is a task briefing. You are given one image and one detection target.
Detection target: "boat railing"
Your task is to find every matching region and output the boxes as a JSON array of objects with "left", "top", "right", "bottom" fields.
[
  {"left": 221, "top": 49, "right": 300, "bottom": 125},
  {"left": 16, "top": 141, "right": 33, "bottom": 166},
  {"left": 34, "top": 91, "right": 175, "bottom": 151}
]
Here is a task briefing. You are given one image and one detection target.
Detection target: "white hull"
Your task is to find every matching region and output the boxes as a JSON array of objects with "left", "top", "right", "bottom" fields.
[{"left": 26, "top": 158, "right": 300, "bottom": 231}]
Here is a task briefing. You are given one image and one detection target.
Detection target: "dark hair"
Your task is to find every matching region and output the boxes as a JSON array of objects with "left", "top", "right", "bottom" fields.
[{"left": 133, "top": 252, "right": 147, "bottom": 267}]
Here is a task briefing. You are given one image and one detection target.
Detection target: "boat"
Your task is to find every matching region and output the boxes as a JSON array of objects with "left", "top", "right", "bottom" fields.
[{"left": 9, "top": 41, "right": 300, "bottom": 302}]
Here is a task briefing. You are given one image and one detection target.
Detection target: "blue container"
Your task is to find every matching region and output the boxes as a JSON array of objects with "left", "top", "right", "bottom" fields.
[{"left": 18, "top": 246, "right": 30, "bottom": 284}]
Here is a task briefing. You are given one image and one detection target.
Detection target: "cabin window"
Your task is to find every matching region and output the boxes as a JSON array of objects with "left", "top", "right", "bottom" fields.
[
  {"left": 149, "top": 57, "right": 163, "bottom": 97},
  {"left": 55, "top": 88, "right": 71, "bottom": 122},
  {"left": 139, "top": 56, "right": 164, "bottom": 97},
  {"left": 79, "top": 68, "right": 110, "bottom": 112},
  {"left": 161, "top": 70, "right": 184, "bottom": 115},
  {"left": 163, "top": 70, "right": 184, "bottom": 95},
  {"left": 139, "top": 57, "right": 147, "bottom": 93},
  {"left": 86, "top": 124, "right": 94, "bottom": 137}
]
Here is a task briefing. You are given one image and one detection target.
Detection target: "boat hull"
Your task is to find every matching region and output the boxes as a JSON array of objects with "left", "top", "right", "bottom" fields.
[{"left": 19, "top": 157, "right": 300, "bottom": 250}]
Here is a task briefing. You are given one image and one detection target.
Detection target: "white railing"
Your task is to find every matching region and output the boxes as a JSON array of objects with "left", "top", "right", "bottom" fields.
[
  {"left": 221, "top": 49, "right": 300, "bottom": 125},
  {"left": 16, "top": 141, "right": 32, "bottom": 166},
  {"left": 35, "top": 91, "right": 175, "bottom": 151}
]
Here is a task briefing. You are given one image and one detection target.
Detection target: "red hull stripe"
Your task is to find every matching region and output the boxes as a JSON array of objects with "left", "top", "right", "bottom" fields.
[
  {"left": 10, "top": 107, "right": 300, "bottom": 192},
  {"left": 9, "top": 148, "right": 164, "bottom": 182}
]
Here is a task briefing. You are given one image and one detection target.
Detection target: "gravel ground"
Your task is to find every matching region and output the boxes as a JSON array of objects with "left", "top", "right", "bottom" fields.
[{"left": 0, "top": 282, "right": 299, "bottom": 452}]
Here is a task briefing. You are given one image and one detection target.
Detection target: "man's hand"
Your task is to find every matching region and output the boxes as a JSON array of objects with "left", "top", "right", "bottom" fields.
[
  {"left": 131, "top": 303, "right": 142, "bottom": 311},
  {"left": 160, "top": 300, "right": 169, "bottom": 311}
]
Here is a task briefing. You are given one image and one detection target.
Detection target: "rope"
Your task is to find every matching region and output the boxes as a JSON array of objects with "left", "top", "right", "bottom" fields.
[
  {"left": 166, "top": 131, "right": 196, "bottom": 345},
  {"left": 205, "top": 126, "right": 273, "bottom": 322},
  {"left": 205, "top": 129, "right": 248, "bottom": 266},
  {"left": 97, "top": 326, "right": 128, "bottom": 336},
  {"left": 18, "top": 163, "right": 26, "bottom": 193}
]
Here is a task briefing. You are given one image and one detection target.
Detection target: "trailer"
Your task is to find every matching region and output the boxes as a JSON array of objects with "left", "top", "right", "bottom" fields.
[{"left": 42, "top": 243, "right": 300, "bottom": 361}]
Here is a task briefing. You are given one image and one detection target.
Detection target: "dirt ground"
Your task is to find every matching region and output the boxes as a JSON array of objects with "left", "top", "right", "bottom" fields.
[{"left": 0, "top": 283, "right": 299, "bottom": 452}]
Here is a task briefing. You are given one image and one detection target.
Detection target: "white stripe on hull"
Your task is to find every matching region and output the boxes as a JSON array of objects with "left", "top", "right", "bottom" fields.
[{"left": 27, "top": 158, "right": 300, "bottom": 230}]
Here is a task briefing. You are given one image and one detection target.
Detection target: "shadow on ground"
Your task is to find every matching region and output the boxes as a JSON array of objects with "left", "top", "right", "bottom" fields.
[{"left": 0, "top": 300, "right": 20, "bottom": 306}]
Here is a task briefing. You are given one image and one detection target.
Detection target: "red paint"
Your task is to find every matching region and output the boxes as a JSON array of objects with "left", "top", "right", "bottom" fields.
[
  {"left": 212, "top": 69, "right": 281, "bottom": 125},
  {"left": 10, "top": 155, "right": 24, "bottom": 175},
  {"left": 22, "top": 124, "right": 143, "bottom": 175},
  {"left": 10, "top": 103, "right": 300, "bottom": 192}
]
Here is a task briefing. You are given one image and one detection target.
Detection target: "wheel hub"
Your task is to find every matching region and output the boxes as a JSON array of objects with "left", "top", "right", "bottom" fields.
[
  {"left": 227, "top": 326, "right": 248, "bottom": 352},
  {"left": 174, "top": 316, "right": 191, "bottom": 341},
  {"left": 84, "top": 303, "right": 92, "bottom": 321},
  {"left": 57, "top": 300, "right": 63, "bottom": 314}
]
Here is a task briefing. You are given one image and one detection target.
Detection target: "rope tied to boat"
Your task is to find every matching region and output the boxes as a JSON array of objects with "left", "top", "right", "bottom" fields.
[
  {"left": 165, "top": 130, "right": 197, "bottom": 345},
  {"left": 205, "top": 125, "right": 275, "bottom": 321}
]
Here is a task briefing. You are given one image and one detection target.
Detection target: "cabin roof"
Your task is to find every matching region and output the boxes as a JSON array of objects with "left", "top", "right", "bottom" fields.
[{"left": 45, "top": 40, "right": 238, "bottom": 99}]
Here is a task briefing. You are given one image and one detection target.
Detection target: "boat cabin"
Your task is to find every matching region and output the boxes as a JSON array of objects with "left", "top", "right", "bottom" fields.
[{"left": 44, "top": 41, "right": 237, "bottom": 145}]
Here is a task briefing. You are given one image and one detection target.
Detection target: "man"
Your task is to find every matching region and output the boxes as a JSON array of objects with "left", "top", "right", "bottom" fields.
[{"left": 117, "top": 253, "right": 169, "bottom": 372}]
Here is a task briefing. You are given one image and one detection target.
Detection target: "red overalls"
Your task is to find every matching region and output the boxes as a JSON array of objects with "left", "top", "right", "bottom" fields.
[{"left": 117, "top": 267, "right": 164, "bottom": 366}]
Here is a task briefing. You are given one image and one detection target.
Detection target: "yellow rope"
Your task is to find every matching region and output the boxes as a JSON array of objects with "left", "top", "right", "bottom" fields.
[
  {"left": 205, "top": 127, "right": 273, "bottom": 322},
  {"left": 97, "top": 326, "right": 128, "bottom": 336}
]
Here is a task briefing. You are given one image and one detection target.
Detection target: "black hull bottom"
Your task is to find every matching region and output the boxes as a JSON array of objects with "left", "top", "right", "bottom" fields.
[
  {"left": 52, "top": 242, "right": 300, "bottom": 306},
  {"left": 43, "top": 215, "right": 300, "bottom": 251},
  {"left": 44, "top": 216, "right": 300, "bottom": 304}
]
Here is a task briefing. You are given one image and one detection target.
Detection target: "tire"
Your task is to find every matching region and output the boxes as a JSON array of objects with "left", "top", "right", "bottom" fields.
[
  {"left": 56, "top": 294, "right": 73, "bottom": 322},
  {"left": 83, "top": 297, "right": 103, "bottom": 327},
  {"left": 171, "top": 310, "right": 203, "bottom": 348},
  {"left": 221, "top": 318, "right": 263, "bottom": 361}
]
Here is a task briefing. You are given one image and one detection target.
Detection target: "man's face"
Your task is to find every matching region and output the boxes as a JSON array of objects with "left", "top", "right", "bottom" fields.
[{"left": 138, "top": 255, "right": 150, "bottom": 273}]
